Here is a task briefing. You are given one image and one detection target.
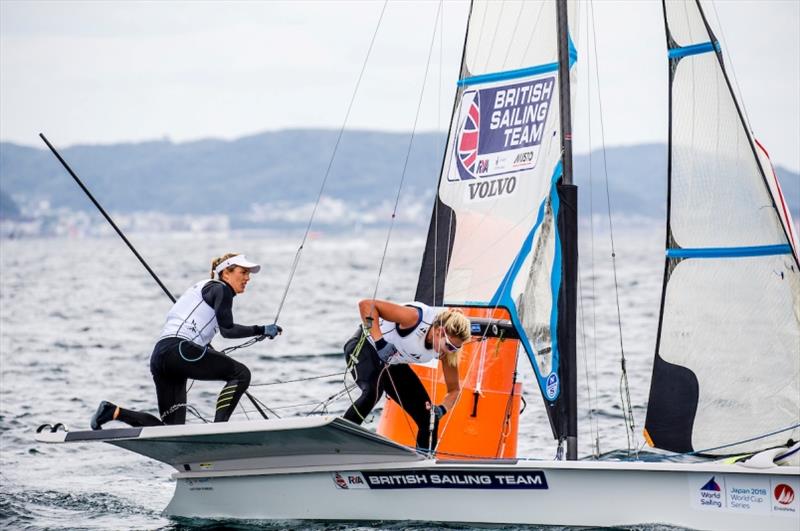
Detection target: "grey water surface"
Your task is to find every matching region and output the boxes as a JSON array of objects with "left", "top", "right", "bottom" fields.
[{"left": 1, "top": 225, "right": 676, "bottom": 530}]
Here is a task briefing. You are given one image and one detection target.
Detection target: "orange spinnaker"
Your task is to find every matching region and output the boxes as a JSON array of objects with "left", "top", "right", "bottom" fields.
[{"left": 377, "top": 307, "right": 522, "bottom": 459}]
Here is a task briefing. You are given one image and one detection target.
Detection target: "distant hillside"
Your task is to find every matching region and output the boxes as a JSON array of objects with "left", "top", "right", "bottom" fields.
[
  {"left": 0, "top": 188, "right": 20, "bottom": 219},
  {"left": 0, "top": 131, "right": 797, "bottom": 228}
]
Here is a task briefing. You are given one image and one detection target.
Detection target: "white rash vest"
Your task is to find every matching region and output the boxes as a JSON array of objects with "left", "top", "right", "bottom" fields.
[{"left": 159, "top": 279, "right": 221, "bottom": 346}]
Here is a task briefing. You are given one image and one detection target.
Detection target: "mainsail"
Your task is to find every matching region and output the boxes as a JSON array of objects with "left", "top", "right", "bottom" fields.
[
  {"left": 412, "top": 0, "right": 579, "bottom": 443},
  {"left": 645, "top": 0, "right": 800, "bottom": 455}
]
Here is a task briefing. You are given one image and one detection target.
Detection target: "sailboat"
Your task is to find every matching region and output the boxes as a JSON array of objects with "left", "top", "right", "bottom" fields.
[{"left": 35, "top": 0, "right": 799, "bottom": 529}]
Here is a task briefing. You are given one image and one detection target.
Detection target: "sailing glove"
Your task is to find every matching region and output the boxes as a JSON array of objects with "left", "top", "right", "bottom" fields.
[
  {"left": 432, "top": 404, "right": 447, "bottom": 420},
  {"left": 262, "top": 324, "right": 282, "bottom": 339},
  {"left": 374, "top": 338, "right": 397, "bottom": 363}
]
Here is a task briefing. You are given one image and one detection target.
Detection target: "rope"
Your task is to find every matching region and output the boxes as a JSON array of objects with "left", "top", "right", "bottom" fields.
[
  {"left": 350, "top": 0, "right": 446, "bottom": 441},
  {"left": 249, "top": 371, "right": 345, "bottom": 387},
  {"left": 382, "top": 364, "right": 422, "bottom": 450},
  {"left": 686, "top": 422, "right": 800, "bottom": 457},
  {"left": 495, "top": 332, "right": 518, "bottom": 458},
  {"left": 271, "top": 0, "right": 389, "bottom": 324},
  {"left": 220, "top": 335, "right": 265, "bottom": 355},
  {"left": 588, "top": 0, "right": 636, "bottom": 456},
  {"left": 307, "top": 384, "right": 360, "bottom": 416},
  {"left": 343, "top": 327, "right": 371, "bottom": 422}
]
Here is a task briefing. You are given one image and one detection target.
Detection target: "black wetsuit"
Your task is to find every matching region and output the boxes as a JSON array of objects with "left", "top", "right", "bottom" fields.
[
  {"left": 116, "top": 280, "right": 264, "bottom": 427},
  {"left": 342, "top": 326, "right": 440, "bottom": 450}
]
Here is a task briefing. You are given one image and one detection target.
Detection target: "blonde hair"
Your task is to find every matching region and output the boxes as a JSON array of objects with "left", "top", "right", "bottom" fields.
[
  {"left": 210, "top": 252, "right": 240, "bottom": 279},
  {"left": 432, "top": 308, "right": 471, "bottom": 367}
]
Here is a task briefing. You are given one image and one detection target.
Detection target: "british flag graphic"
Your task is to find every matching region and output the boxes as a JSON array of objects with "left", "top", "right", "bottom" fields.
[{"left": 456, "top": 91, "right": 480, "bottom": 179}]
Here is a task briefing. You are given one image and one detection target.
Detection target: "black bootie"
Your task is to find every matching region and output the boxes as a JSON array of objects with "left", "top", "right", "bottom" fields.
[{"left": 90, "top": 401, "right": 117, "bottom": 430}]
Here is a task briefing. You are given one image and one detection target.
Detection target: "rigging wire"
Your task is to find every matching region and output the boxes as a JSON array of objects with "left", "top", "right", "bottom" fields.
[
  {"left": 482, "top": 0, "right": 507, "bottom": 73},
  {"left": 581, "top": 0, "right": 601, "bottom": 459},
  {"left": 708, "top": 0, "right": 754, "bottom": 134},
  {"left": 431, "top": 1, "right": 532, "bottom": 453},
  {"left": 368, "top": 0, "right": 444, "bottom": 306},
  {"left": 249, "top": 371, "right": 345, "bottom": 387},
  {"left": 271, "top": 0, "right": 389, "bottom": 325},
  {"left": 686, "top": 422, "right": 800, "bottom": 457},
  {"left": 587, "top": 0, "right": 637, "bottom": 456}
]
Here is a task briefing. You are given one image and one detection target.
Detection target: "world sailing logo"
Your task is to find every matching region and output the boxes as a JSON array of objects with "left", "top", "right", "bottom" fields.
[
  {"left": 699, "top": 477, "right": 723, "bottom": 508},
  {"left": 701, "top": 477, "right": 721, "bottom": 491},
  {"left": 449, "top": 76, "right": 555, "bottom": 203}
]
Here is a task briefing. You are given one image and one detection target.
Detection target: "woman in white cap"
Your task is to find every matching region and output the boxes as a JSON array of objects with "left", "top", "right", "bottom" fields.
[{"left": 90, "top": 252, "right": 281, "bottom": 429}]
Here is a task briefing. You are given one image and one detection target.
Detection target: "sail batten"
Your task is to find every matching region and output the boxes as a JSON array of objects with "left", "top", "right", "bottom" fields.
[
  {"left": 458, "top": 63, "right": 559, "bottom": 86},
  {"left": 667, "top": 41, "right": 717, "bottom": 59},
  {"left": 666, "top": 244, "right": 793, "bottom": 259}
]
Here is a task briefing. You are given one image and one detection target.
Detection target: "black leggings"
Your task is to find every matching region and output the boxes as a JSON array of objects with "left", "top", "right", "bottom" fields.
[
  {"left": 115, "top": 337, "right": 251, "bottom": 427},
  {"left": 342, "top": 334, "right": 439, "bottom": 449}
]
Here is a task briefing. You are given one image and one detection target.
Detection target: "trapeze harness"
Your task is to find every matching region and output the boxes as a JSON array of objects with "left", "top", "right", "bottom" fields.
[
  {"left": 373, "top": 302, "right": 440, "bottom": 364},
  {"left": 151, "top": 279, "right": 265, "bottom": 424},
  {"left": 343, "top": 302, "right": 444, "bottom": 449}
]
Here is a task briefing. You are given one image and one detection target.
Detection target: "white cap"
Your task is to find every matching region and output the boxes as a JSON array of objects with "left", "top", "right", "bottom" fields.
[{"left": 214, "top": 255, "right": 261, "bottom": 276}]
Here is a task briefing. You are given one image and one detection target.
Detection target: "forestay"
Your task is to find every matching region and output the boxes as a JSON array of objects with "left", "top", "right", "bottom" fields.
[
  {"left": 645, "top": 0, "right": 800, "bottom": 455},
  {"left": 414, "top": 0, "right": 579, "bottom": 438}
]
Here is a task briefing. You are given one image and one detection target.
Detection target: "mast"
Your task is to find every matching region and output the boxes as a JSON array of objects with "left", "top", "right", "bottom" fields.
[
  {"left": 556, "top": 0, "right": 574, "bottom": 187},
  {"left": 555, "top": 0, "right": 578, "bottom": 460}
]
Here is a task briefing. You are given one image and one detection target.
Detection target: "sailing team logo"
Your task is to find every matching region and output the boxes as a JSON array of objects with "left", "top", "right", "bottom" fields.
[
  {"left": 774, "top": 484, "right": 795, "bottom": 505},
  {"left": 447, "top": 76, "right": 556, "bottom": 203}
]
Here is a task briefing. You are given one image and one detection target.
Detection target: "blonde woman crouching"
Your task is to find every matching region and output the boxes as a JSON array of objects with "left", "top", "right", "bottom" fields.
[{"left": 343, "top": 299, "right": 471, "bottom": 450}]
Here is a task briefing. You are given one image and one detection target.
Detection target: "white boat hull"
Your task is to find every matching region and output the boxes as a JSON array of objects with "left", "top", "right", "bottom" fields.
[
  {"left": 166, "top": 459, "right": 800, "bottom": 530},
  {"left": 37, "top": 417, "right": 799, "bottom": 529}
]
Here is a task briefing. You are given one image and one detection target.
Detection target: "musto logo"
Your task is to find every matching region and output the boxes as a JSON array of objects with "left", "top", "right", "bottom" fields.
[
  {"left": 774, "top": 484, "right": 795, "bottom": 505},
  {"left": 449, "top": 76, "right": 555, "bottom": 201}
]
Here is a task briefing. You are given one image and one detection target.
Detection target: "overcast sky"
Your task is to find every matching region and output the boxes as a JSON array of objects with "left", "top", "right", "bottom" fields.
[{"left": 1, "top": 0, "right": 798, "bottom": 171}]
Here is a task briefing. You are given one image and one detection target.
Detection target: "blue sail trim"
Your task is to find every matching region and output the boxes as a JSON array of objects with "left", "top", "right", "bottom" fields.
[
  {"left": 458, "top": 33, "right": 578, "bottom": 87},
  {"left": 666, "top": 244, "right": 792, "bottom": 259},
  {"left": 668, "top": 41, "right": 719, "bottom": 59},
  {"left": 487, "top": 162, "right": 564, "bottom": 402},
  {"left": 458, "top": 63, "right": 559, "bottom": 87}
]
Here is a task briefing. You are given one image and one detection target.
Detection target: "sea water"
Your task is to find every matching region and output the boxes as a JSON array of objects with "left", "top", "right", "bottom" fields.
[{"left": 0, "top": 224, "right": 676, "bottom": 530}]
